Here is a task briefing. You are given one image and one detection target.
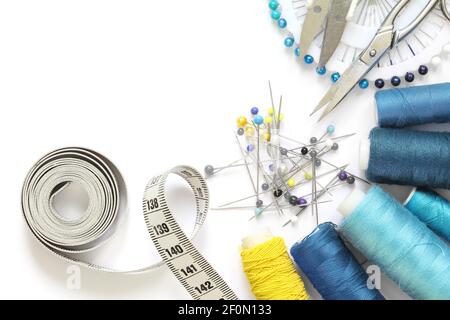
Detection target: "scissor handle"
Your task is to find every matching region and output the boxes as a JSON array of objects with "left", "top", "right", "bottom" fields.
[
  {"left": 442, "top": 0, "right": 450, "bottom": 20},
  {"left": 380, "top": 0, "right": 411, "bottom": 29},
  {"left": 395, "top": 0, "right": 440, "bottom": 43}
]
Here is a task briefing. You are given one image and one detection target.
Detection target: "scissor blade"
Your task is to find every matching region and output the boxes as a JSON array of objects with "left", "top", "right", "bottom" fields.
[
  {"left": 300, "top": 0, "right": 331, "bottom": 54},
  {"left": 318, "top": 60, "right": 370, "bottom": 121},
  {"left": 310, "top": 84, "right": 339, "bottom": 116},
  {"left": 319, "top": 0, "right": 352, "bottom": 68}
]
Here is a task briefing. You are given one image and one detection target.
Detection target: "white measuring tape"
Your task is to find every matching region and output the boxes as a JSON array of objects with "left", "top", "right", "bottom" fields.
[{"left": 21, "top": 147, "right": 238, "bottom": 300}]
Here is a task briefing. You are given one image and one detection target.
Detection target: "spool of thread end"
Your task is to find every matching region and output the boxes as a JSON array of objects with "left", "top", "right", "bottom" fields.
[
  {"left": 240, "top": 231, "right": 309, "bottom": 300},
  {"left": 241, "top": 228, "right": 273, "bottom": 249},
  {"left": 359, "top": 139, "right": 370, "bottom": 171},
  {"left": 338, "top": 188, "right": 366, "bottom": 218}
]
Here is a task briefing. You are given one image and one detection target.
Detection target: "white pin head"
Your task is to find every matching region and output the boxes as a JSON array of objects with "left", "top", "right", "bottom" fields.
[
  {"left": 443, "top": 43, "right": 450, "bottom": 54},
  {"left": 325, "top": 138, "right": 334, "bottom": 148},
  {"left": 431, "top": 56, "right": 442, "bottom": 67}
]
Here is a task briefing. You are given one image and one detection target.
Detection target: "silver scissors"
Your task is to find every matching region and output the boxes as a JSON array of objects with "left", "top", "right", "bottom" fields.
[
  {"left": 311, "top": 0, "right": 450, "bottom": 121},
  {"left": 300, "top": 0, "right": 356, "bottom": 67}
]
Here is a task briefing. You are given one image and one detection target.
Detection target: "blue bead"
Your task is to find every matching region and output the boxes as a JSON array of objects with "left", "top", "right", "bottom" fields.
[
  {"left": 405, "top": 72, "right": 415, "bottom": 83},
  {"left": 359, "top": 79, "right": 369, "bottom": 89},
  {"left": 268, "top": 0, "right": 279, "bottom": 10},
  {"left": 278, "top": 18, "right": 287, "bottom": 28},
  {"left": 331, "top": 72, "right": 340, "bottom": 83},
  {"left": 375, "top": 79, "right": 385, "bottom": 89},
  {"left": 294, "top": 47, "right": 301, "bottom": 57},
  {"left": 284, "top": 37, "right": 294, "bottom": 47},
  {"left": 418, "top": 65, "right": 428, "bottom": 75},
  {"left": 271, "top": 10, "right": 281, "bottom": 20},
  {"left": 251, "top": 107, "right": 259, "bottom": 115},
  {"left": 316, "top": 66, "right": 326, "bottom": 75},
  {"left": 327, "top": 125, "right": 335, "bottom": 135},
  {"left": 304, "top": 55, "right": 314, "bottom": 64},
  {"left": 247, "top": 144, "right": 254, "bottom": 152},
  {"left": 255, "top": 207, "right": 263, "bottom": 216},
  {"left": 391, "top": 76, "right": 401, "bottom": 87},
  {"left": 253, "top": 115, "right": 264, "bottom": 125}
]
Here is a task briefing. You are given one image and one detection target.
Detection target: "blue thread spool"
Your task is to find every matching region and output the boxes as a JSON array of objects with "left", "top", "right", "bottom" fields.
[
  {"left": 338, "top": 187, "right": 450, "bottom": 300},
  {"left": 375, "top": 83, "right": 450, "bottom": 128},
  {"left": 404, "top": 188, "right": 450, "bottom": 242},
  {"left": 290, "top": 222, "right": 384, "bottom": 300},
  {"left": 360, "top": 128, "right": 450, "bottom": 189}
]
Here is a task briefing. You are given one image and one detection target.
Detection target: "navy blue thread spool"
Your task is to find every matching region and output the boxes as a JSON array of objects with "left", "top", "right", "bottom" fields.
[
  {"left": 290, "top": 222, "right": 384, "bottom": 300},
  {"left": 360, "top": 128, "right": 450, "bottom": 189},
  {"left": 375, "top": 83, "right": 450, "bottom": 128}
]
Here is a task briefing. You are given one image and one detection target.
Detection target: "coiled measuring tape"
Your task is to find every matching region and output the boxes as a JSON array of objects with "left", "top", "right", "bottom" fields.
[{"left": 22, "top": 147, "right": 238, "bottom": 300}]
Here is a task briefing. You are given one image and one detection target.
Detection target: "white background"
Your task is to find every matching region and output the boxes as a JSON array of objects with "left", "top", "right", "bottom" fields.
[{"left": 0, "top": 0, "right": 448, "bottom": 299}]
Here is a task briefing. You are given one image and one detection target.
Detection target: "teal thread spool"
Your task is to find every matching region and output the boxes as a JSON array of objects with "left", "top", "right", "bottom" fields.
[
  {"left": 360, "top": 128, "right": 450, "bottom": 189},
  {"left": 405, "top": 188, "right": 450, "bottom": 242},
  {"left": 338, "top": 186, "right": 450, "bottom": 300},
  {"left": 375, "top": 83, "right": 450, "bottom": 128}
]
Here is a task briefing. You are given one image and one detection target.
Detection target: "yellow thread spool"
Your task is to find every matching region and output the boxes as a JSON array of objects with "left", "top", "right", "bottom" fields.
[{"left": 241, "top": 231, "right": 309, "bottom": 300}]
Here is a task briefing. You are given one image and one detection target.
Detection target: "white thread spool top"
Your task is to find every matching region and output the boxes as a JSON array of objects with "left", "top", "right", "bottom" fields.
[
  {"left": 360, "top": 139, "right": 371, "bottom": 171},
  {"left": 374, "top": 95, "right": 379, "bottom": 126},
  {"left": 403, "top": 187, "right": 418, "bottom": 206},
  {"left": 241, "top": 228, "right": 272, "bottom": 249},
  {"left": 338, "top": 187, "right": 417, "bottom": 218},
  {"left": 338, "top": 189, "right": 366, "bottom": 218}
]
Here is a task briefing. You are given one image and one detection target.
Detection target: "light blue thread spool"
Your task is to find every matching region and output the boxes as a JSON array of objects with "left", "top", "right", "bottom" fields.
[
  {"left": 405, "top": 188, "right": 450, "bottom": 242},
  {"left": 339, "top": 186, "right": 450, "bottom": 300},
  {"left": 376, "top": 83, "right": 450, "bottom": 128},
  {"left": 364, "top": 128, "right": 450, "bottom": 189}
]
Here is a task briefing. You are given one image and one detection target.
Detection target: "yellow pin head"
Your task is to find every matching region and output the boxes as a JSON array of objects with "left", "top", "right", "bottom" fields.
[
  {"left": 287, "top": 178, "right": 295, "bottom": 188},
  {"left": 304, "top": 172, "right": 313, "bottom": 181},
  {"left": 245, "top": 126, "right": 255, "bottom": 137},
  {"left": 237, "top": 116, "right": 248, "bottom": 127}
]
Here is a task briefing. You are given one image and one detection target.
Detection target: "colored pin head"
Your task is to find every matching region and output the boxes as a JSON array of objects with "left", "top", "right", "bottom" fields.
[
  {"left": 254, "top": 115, "right": 264, "bottom": 125},
  {"left": 237, "top": 116, "right": 248, "bottom": 127}
]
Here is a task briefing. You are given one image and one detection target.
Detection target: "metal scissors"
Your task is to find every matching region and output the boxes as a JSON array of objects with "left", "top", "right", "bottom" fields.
[
  {"left": 300, "top": 0, "right": 356, "bottom": 67},
  {"left": 311, "top": 0, "right": 450, "bottom": 121}
]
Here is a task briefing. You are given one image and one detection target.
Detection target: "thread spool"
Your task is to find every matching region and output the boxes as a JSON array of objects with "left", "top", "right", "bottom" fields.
[
  {"left": 360, "top": 128, "right": 450, "bottom": 189},
  {"left": 404, "top": 188, "right": 450, "bottom": 242},
  {"left": 375, "top": 83, "right": 450, "bottom": 128},
  {"left": 290, "top": 222, "right": 384, "bottom": 300},
  {"left": 241, "top": 230, "right": 309, "bottom": 300},
  {"left": 338, "top": 187, "right": 450, "bottom": 300}
]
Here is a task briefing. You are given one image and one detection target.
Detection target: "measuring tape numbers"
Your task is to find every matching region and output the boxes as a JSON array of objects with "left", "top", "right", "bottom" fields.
[
  {"left": 143, "top": 166, "right": 238, "bottom": 300},
  {"left": 21, "top": 147, "right": 237, "bottom": 300}
]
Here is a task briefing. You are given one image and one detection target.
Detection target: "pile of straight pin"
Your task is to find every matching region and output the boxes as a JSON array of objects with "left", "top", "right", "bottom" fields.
[{"left": 205, "top": 84, "right": 370, "bottom": 227}]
